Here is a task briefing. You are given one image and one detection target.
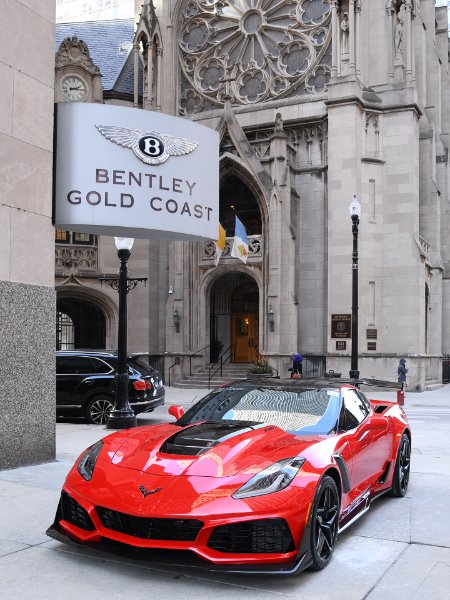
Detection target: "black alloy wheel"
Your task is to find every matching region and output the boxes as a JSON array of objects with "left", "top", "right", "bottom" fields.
[
  {"left": 389, "top": 433, "right": 411, "bottom": 497},
  {"left": 309, "top": 475, "right": 340, "bottom": 570},
  {"left": 86, "top": 397, "right": 113, "bottom": 425}
]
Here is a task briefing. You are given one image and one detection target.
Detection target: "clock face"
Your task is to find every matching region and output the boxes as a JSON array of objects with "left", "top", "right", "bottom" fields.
[{"left": 61, "top": 75, "right": 88, "bottom": 102}]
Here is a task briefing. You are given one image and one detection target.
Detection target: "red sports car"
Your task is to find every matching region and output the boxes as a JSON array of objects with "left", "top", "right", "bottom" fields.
[{"left": 47, "top": 378, "right": 411, "bottom": 575}]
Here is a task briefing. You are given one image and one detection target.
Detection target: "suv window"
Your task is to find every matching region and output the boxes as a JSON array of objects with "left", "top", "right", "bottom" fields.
[
  {"left": 91, "top": 358, "right": 113, "bottom": 374},
  {"left": 56, "top": 356, "right": 96, "bottom": 375},
  {"left": 128, "top": 356, "right": 156, "bottom": 375}
]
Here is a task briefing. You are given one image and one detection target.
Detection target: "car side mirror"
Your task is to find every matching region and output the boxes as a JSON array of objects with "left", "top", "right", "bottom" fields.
[{"left": 168, "top": 405, "right": 184, "bottom": 420}]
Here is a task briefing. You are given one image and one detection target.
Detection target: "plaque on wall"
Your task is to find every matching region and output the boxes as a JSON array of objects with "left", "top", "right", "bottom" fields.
[
  {"left": 331, "top": 314, "right": 351, "bottom": 338},
  {"left": 367, "top": 342, "right": 377, "bottom": 351},
  {"left": 336, "top": 340, "right": 347, "bottom": 351},
  {"left": 367, "top": 329, "right": 377, "bottom": 339}
]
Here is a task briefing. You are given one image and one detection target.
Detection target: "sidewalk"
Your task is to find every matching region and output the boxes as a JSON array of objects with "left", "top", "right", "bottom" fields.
[{"left": 1, "top": 385, "right": 449, "bottom": 599}]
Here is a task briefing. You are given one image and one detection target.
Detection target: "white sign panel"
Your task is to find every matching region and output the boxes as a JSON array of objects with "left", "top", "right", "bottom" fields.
[{"left": 54, "top": 103, "right": 219, "bottom": 241}]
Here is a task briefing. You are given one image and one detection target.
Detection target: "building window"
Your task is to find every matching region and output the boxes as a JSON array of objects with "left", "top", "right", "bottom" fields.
[{"left": 55, "top": 229, "right": 96, "bottom": 245}]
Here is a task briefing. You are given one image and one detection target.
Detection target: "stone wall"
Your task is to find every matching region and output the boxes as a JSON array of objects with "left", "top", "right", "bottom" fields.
[{"left": 0, "top": 0, "right": 56, "bottom": 469}]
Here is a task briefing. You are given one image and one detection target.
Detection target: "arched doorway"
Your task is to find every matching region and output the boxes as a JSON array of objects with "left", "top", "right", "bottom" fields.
[
  {"left": 210, "top": 272, "right": 259, "bottom": 363},
  {"left": 56, "top": 297, "right": 106, "bottom": 349}
]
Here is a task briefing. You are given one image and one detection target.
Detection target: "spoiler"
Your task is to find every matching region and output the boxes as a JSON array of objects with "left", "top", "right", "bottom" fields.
[{"left": 347, "top": 378, "right": 405, "bottom": 406}]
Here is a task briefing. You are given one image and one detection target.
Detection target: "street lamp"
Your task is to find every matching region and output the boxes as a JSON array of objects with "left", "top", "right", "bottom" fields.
[
  {"left": 106, "top": 237, "right": 137, "bottom": 430},
  {"left": 349, "top": 195, "right": 361, "bottom": 380}
]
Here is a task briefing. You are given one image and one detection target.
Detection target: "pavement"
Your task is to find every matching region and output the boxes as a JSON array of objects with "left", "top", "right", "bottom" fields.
[{"left": 1, "top": 385, "right": 450, "bottom": 600}]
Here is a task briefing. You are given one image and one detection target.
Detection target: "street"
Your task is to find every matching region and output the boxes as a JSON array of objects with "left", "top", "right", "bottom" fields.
[{"left": 1, "top": 385, "right": 449, "bottom": 599}]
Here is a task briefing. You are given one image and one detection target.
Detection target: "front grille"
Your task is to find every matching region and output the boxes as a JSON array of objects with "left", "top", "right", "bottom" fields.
[
  {"left": 96, "top": 507, "right": 203, "bottom": 541},
  {"left": 60, "top": 491, "right": 95, "bottom": 531},
  {"left": 207, "top": 519, "right": 295, "bottom": 554}
]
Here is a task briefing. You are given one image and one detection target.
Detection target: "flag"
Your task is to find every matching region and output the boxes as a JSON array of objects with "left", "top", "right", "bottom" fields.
[
  {"left": 214, "top": 223, "right": 226, "bottom": 266},
  {"left": 231, "top": 216, "right": 249, "bottom": 263}
]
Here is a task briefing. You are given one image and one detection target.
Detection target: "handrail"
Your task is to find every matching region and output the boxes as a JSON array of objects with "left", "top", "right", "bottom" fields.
[
  {"left": 168, "top": 344, "right": 209, "bottom": 386},
  {"left": 208, "top": 345, "right": 233, "bottom": 389}
]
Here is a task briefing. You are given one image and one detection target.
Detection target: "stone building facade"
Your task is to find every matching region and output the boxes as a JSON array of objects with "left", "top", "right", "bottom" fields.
[
  {"left": 0, "top": 1, "right": 56, "bottom": 469},
  {"left": 54, "top": 0, "right": 450, "bottom": 392}
]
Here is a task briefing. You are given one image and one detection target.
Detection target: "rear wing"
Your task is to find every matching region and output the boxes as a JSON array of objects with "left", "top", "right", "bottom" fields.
[{"left": 353, "top": 378, "right": 405, "bottom": 406}]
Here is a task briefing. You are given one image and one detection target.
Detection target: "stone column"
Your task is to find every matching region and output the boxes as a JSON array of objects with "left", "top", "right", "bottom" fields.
[
  {"left": 133, "top": 42, "right": 139, "bottom": 107},
  {"left": 331, "top": 0, "right": 338, "bottom": 77},
  {"left": 386, "top": 3, "right": 394, "bottom": 81},
  {"left": 355, "top": 0, "right": 361, "bottom": 76},
  {"left": 405, "top": 0, "right": 413, "bottom": 84},
  {"left": 156, "top": 46, "right": 163, "bottom": 111},
  {"left": 349, "top": 0, "right": 355, "bottom": 74},
  {"left": 267, "top": 119, "right": 297, "bottom": 359},
  {"left": 146, "top": 40, "right": 154, "bottom": 109}
]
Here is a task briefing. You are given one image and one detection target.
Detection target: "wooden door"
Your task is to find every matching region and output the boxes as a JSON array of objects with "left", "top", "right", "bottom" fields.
[{"left": 232, "top": 315, "right": 259, "bottom": 362}]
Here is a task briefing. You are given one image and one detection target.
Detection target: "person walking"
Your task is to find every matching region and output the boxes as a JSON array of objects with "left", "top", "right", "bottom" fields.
[
  {"left": 397, "top": 358, "right": 408, "bottom": 388},
  {"left": 291, "top": 353, "right": 304, "bottom": 379}
]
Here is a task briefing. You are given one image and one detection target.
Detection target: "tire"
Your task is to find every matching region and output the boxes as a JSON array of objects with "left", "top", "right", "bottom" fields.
[
  {"left": 85, "top": 397, "right": 113, "bottom": 425},
  {"left": 309, "top": 475, "right": 340, "bottom": 570},
  {"left": 389, "top": 433, "right": 411, "bottom": 497}
]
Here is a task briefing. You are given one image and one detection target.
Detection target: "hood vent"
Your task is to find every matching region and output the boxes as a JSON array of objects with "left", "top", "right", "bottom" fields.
[{"left": 160, "top": 421, "right": 256, "bottom": 456}]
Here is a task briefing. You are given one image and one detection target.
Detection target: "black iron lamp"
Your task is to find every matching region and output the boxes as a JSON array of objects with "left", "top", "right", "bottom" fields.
[
  {"left": 349, "top": 195, "right": 361, "bottom": 380},
  {"left": 173, "top": 307, "right": 180, "bottom": 333},
  {"left": 106, "top": 237, "right": 137, "bottom": 430},
  {"left": 268, "top": 304, "right": 275, "bottom": 332}
]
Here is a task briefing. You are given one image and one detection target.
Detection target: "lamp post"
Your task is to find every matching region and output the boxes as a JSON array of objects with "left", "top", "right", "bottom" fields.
[
  {"left": 349, "top": 196, "right": 361, "bottom": 379},
  {"left": 106, "top": 237, "right": 137, "bottom": 430}
]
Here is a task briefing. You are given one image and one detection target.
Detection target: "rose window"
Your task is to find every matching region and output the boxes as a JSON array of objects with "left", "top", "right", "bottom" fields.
[{"left": 178, "top": 0, "right": 331, "bottom": 113}]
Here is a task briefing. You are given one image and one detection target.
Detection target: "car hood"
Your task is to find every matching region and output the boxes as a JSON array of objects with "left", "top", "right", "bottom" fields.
[{"left": 103, "top": 421, "right": 324, "bottom": 477}]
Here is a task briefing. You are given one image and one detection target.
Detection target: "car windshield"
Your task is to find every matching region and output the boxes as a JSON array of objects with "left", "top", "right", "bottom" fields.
[{"left": 178, "top": 385, "right": 341, "bottom": 435}]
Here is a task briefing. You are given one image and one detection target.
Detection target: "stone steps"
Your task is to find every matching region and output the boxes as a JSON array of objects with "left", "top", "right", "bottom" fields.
[{"left": 171, "top": 363, "right": 251, "bottom": 389}]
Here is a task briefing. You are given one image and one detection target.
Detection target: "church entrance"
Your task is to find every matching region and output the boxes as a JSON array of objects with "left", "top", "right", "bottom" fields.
[
  {"left": 209, "top": 272, "right": 259, "bottom": 364},
  {"left": 56, "top": 297, "right": 106, "bottom": 350}
]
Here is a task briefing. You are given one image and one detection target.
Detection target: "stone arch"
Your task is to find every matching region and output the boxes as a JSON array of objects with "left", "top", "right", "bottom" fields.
[
  {"left": 200, "top": 267, "right": 263, "bottom": 363},
  {"left": 55, "top": 285, "right": 117, "bottom": 350},
  {"left": 219, "top": 152, "right": 269, "bottom": 225}
]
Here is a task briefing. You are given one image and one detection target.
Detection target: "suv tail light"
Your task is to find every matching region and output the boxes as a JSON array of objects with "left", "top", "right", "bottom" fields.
[{"left": 133, "top": 379, "right": 153, "bottom": 391}]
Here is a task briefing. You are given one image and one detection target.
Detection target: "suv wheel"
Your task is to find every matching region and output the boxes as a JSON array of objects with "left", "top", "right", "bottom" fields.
[{"left": 86, "top": 397, "right": 113, "bottom": 425}]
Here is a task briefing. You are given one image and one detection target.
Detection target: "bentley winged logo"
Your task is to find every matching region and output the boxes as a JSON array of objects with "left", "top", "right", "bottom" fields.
[
  {"left": 95, "top": 124, "right": 198, "bottom": 166},
  {"left": 139, "top": 485, "right": 162, "bottom": 498}
]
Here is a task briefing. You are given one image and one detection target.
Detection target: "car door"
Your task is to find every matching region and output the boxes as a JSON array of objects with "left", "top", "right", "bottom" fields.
[
  {"left": 56, "top": 356, "right": 97, "bottom": 410},
  {"left": 340, "top": 389, "right": 391, "bottom": 500}
]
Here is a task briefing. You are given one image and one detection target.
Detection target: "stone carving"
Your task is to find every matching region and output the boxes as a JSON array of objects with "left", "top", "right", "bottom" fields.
[
  {"left": 55, "top": 36, "right": 100, "bottom": 74},
  {"left": 340, "top": 12, "right": 349, "bottom": 57},
  {"left": 274, "top": 113, "right": 284, "bottom": 133},
  {"left": 178, "top": 0, "right": 332, "bottom": 112},
  {"left": 394, "top": 15, "right": 403, "bottom": 60}
]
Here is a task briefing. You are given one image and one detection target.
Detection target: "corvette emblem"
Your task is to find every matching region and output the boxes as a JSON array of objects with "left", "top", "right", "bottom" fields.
[
  {"left": 139, "top": 485, "right": 162, "bottom": 498},
  {"left": 95, "top": 124, "right": 198, "bottom": 165}
]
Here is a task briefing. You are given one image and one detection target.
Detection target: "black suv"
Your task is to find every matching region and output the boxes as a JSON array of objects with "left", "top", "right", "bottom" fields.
[{"left": 56, "top": 351, "right": 165, "bottom": 424}]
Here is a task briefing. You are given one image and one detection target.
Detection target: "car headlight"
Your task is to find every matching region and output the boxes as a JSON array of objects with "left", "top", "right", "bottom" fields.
[
  {"left": 77, "top": 440, "right": 103, "bottom": 481},
  {"left": 232, "top": 457, "right": 306, "bottom": 499}
]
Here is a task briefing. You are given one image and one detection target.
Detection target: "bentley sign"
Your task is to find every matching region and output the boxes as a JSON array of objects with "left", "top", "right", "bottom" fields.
[{"left": 53, "top": 103, "right": 219, "bottom": 241}]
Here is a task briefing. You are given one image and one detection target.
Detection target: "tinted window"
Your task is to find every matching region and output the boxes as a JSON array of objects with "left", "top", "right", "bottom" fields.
[
  {"left": 56, "top": 356, "right": 95, "bottom": 374},
  {"left": 91, "top": 358, "right": 113, "bottom": 374},
  {"left": 128, "top": 356, "right": 157, "bottom": 375},
  {"left": 178, "top": 385, "right": 341, "bottom": 434},
  {"left": 340, "top": 389, "right": 370, "bottom": 430}
]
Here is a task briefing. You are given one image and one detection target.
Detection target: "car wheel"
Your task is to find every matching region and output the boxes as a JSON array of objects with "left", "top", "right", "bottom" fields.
[
  {"left": 389, "top": 433, "right": 411, "bottom": 497},
  {"left": 309, "top": 475, "right": 340, "bottom": 570},
  {"left": 85, "top": 397, "right": 113, "bottom": 425}
]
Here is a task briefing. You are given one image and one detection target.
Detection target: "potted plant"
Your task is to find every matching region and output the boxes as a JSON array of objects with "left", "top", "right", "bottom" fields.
[{"left": 247, "top": 357, "right": 274, "bottom": 377}]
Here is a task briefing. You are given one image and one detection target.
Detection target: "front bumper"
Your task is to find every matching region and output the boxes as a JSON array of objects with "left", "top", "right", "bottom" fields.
[
  {"left": 46, "top": 519, "right": 312, "bottom": 575},
  {"left": 47, "top": 482, "right": 314, "bottom": 575}
]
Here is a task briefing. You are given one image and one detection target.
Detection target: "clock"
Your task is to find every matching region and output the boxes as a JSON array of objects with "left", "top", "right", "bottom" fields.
[{"left": 61, "top": 74, "right": 88, "bottom": 102}]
